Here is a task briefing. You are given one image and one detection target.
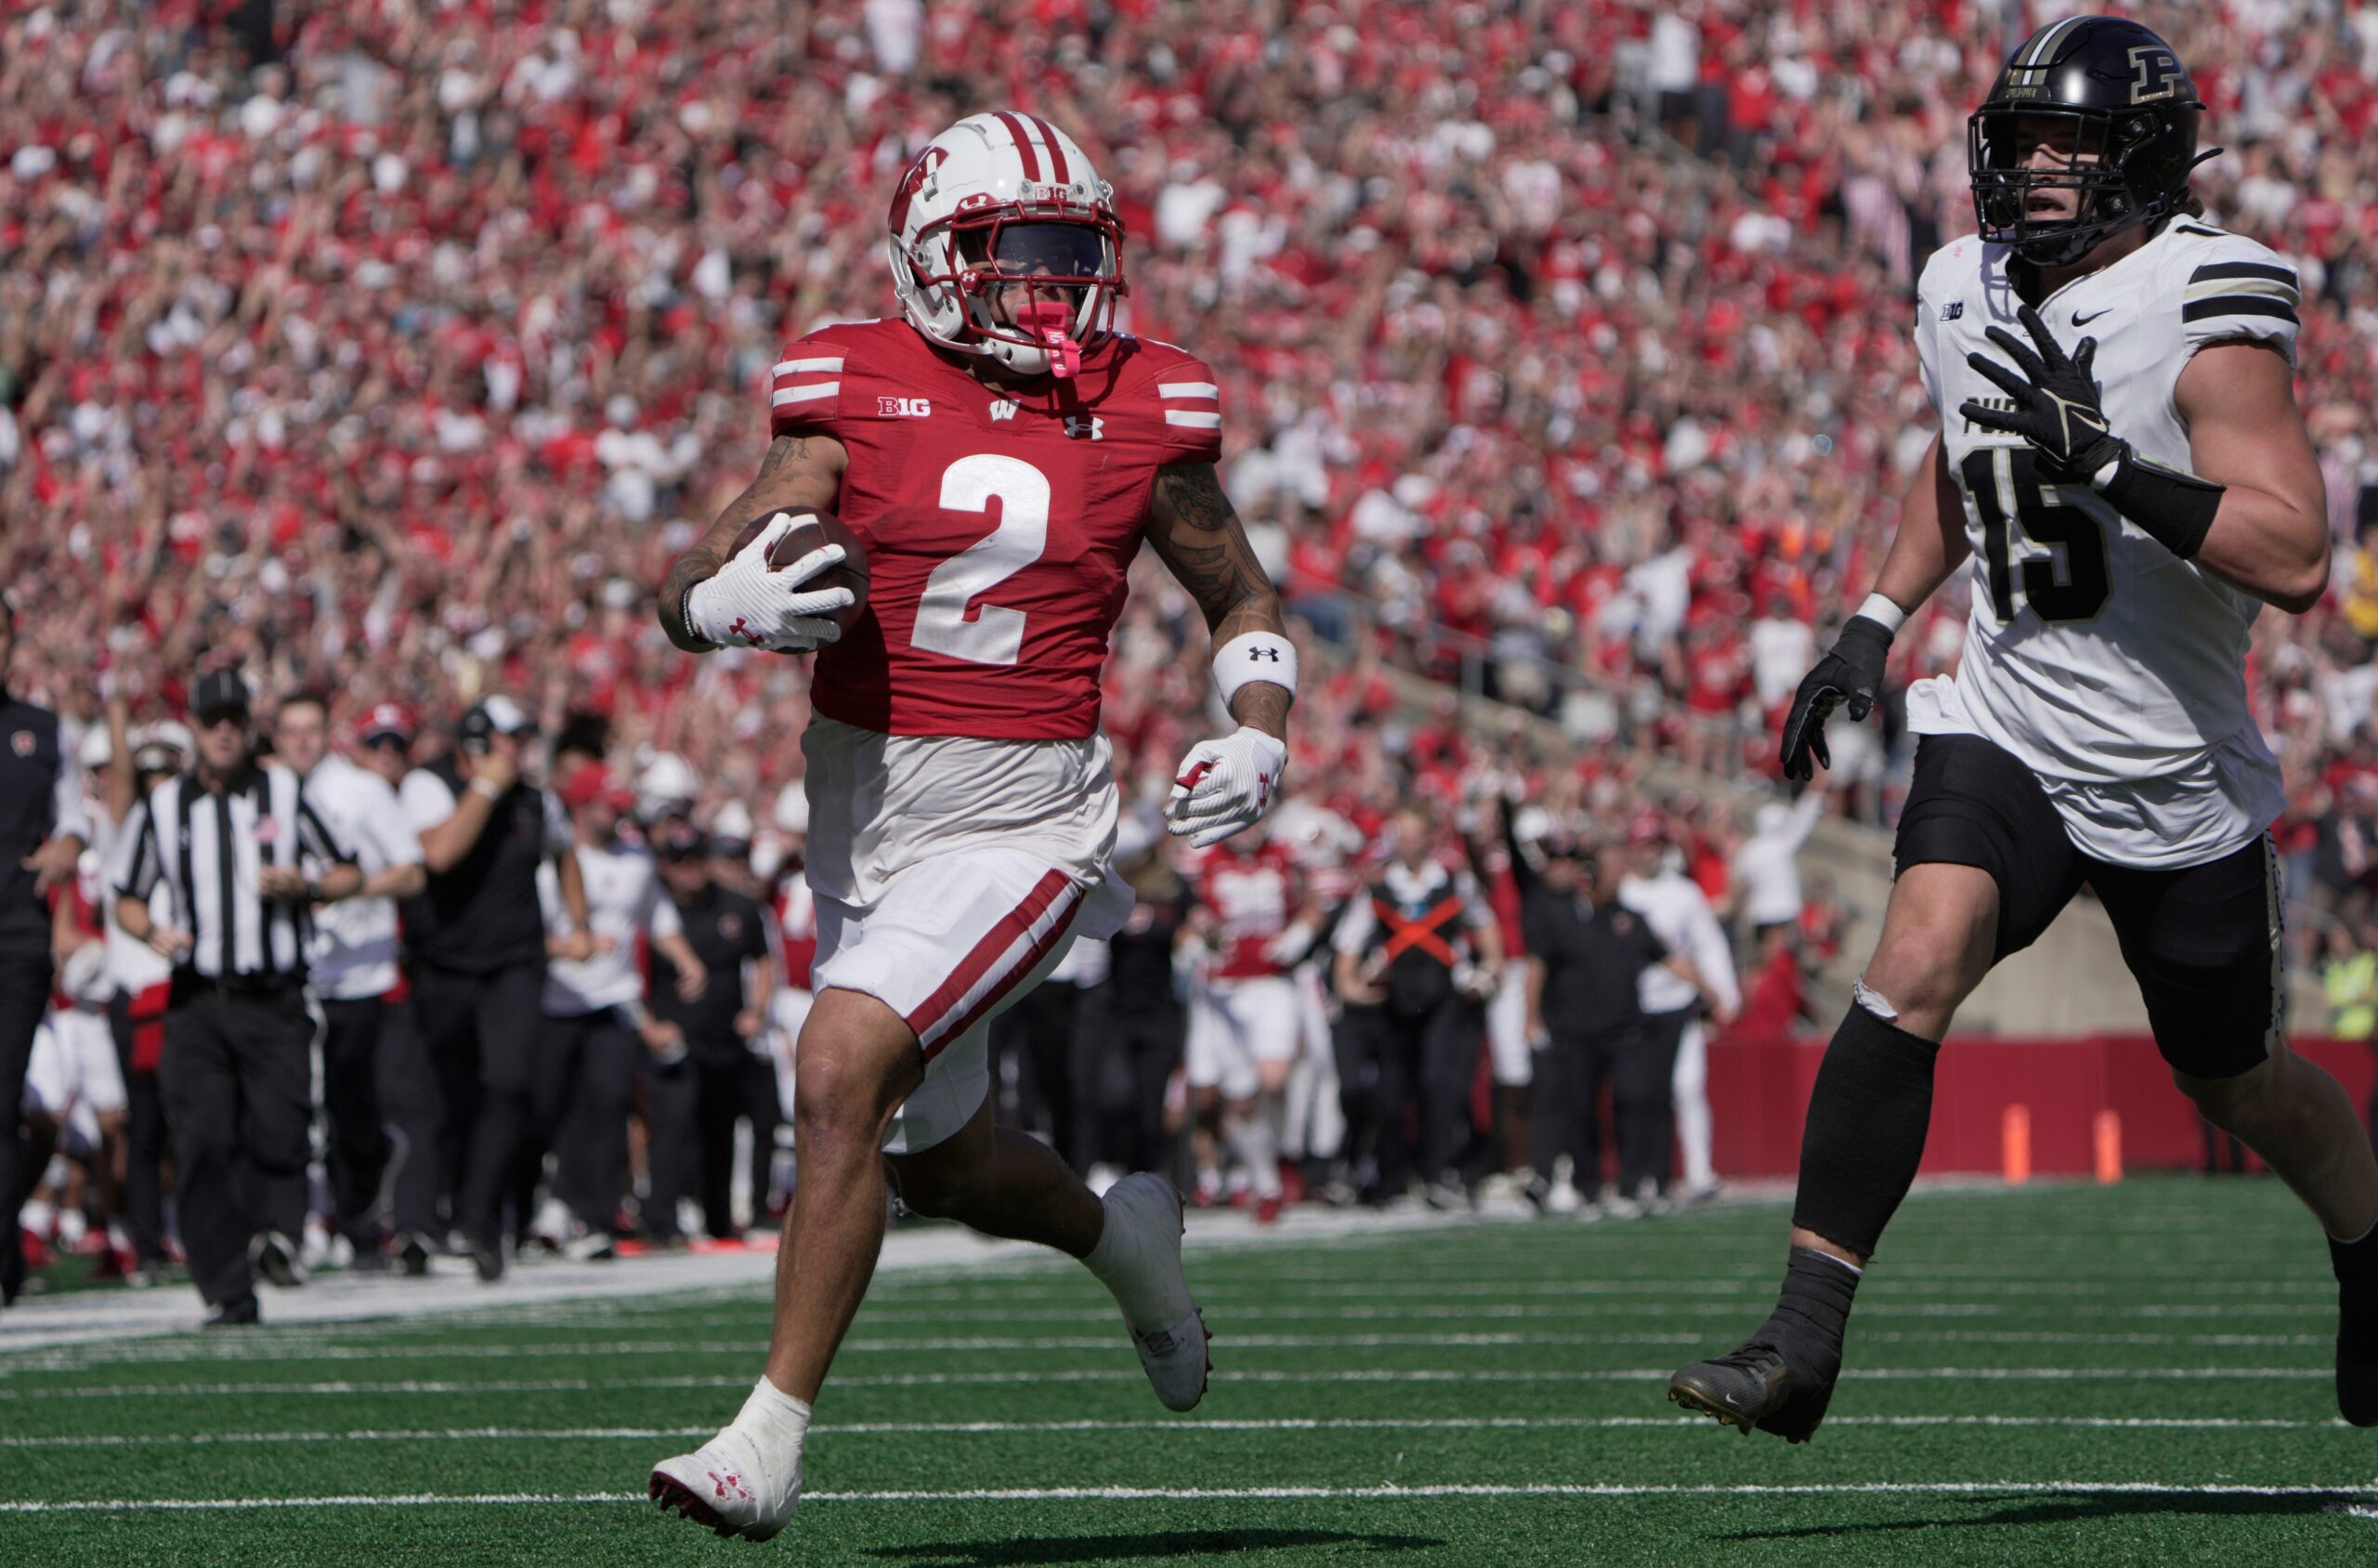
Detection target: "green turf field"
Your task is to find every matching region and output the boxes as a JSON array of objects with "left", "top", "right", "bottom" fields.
[{"left": 5, "top": 1176, "right": 2376, "bottom": 1564}]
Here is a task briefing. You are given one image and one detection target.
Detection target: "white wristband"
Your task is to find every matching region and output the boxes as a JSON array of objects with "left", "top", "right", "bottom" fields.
[
  {"left": 1855, "top": 593, "right": 1907, "bottom": 636},
  {"left": 1212, "top": 631, "right": 1298, "bottom": 708}
]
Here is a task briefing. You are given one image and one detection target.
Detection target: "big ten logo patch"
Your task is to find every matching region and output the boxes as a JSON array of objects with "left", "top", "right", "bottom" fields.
[{"left": 878, "top": 397, "right": 933, "bottom": 419}]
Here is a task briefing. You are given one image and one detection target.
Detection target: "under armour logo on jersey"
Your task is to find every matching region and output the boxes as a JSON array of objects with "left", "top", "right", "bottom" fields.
[
  {"left": 988, "top": 399, "right": 1019, "bottom": 422},
  {"left": 878, "top": 397, "right": 932, "bottom": 418},
  {"left": 1940, "top": 301, "right": 1964, "bottom": 321},
  {"left": 1063, "top": 415, "right": 1104, "bottom": 440}
]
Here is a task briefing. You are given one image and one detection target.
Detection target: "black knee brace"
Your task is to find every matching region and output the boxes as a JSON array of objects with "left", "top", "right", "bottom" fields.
[{"left": 1790, "top": 1003, "right": 1941, "bottom": 1258}]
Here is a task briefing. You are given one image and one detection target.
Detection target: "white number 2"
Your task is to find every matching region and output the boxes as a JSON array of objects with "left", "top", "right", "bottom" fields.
[{"left": 911, "top": 453, "right": 1050, "bottom": 667}]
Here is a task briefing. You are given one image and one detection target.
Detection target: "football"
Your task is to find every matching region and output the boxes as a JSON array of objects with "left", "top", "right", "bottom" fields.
[{"left": 731, "top": 509, "right": 869, "bottom": 636}]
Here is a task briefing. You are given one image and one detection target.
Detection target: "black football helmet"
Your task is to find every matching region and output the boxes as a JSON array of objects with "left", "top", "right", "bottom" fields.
[{"left": 1968, "top": 16, "right": 2217, "bottom": 266}]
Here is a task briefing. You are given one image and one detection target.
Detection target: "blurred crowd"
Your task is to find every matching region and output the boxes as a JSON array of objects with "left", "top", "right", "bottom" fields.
[{"left": 7, "top": 0, "right": 2378, "bottom": 849}]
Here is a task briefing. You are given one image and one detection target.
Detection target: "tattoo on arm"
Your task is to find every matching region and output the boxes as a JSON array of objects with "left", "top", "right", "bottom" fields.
[
  {"left": 657, "top": 434, "right": 842, "bottom": 652},
  {"left": 1147, "top": 462, "right": 1292, "bottom": 735}
]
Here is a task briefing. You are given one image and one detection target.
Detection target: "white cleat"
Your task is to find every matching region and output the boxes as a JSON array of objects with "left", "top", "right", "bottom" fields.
[
  {"left": 1101, "top": 1171, "right": 1211, "bottom": 1412},
  {"left": 648, "top": 1426, "right": 803, "bottom": 1542}
]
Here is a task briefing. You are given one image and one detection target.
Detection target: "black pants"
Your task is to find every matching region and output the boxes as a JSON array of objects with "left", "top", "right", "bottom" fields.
[
  {"left": 991, "top": 981, "right": 1079, "bottom": 1164},
  {"left": 522, "top": 1007, "right": 640, "bottom": 1235},
  {"left": 410, "top": 961, "right": 542, "bottom": 1251},
  {"left": 157, "top": 984, "right": 315, "bottom": 1307},
  {"left": 1533, "top": 1030, "right": 1602, "bottom": 1190},
  {"left": 689, "top": 1046, "right": 776, "bottom": 1238},
  {"left": 320, "top": 996, "right": 395, "bottom": 1249},
  {"left": 107, "top": 991, "right": 171, "bottom": 1267},
  {"left": 1633, "top": 1007, "right": 1693, "bottom": 1196},
  {"left": 0, "top": 954, "right": 51, "bottom": 1300},
  {"left": 1069, "top": 998, "right": 1181, "bottom": 1176},
  {"left": 641, "top": 1050, "right": 696, "bottom": 1240},
  {"left": 375, "top": 995, "right": 443, "bottom": 1239},
  {"left": 1337, "top": 995, "right": 1483, "bottom": 1195}
]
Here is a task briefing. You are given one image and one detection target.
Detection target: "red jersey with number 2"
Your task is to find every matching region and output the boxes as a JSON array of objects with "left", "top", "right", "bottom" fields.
[{"left": 768, "top": 319, "right": 1222, "bottom": 740}]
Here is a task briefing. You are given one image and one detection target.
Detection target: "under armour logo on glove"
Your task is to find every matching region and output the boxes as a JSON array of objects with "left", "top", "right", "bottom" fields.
[
  {"left": 1166, "top": 727, "right": 1288, "bottom": 848},
  {"left": 686, "top": 513, "right": 856, "bottom": 653}
]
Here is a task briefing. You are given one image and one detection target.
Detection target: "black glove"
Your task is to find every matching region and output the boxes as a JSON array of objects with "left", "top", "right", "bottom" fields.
[
  {"left": 1779, "top": 614, "right": 1894, "bottom": 783},
  {"left": 1958, "top": 304, "right": 2126, "bottom": 481}
]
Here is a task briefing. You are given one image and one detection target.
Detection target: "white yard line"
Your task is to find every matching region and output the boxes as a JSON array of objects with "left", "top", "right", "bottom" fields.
[
  {"left": 5, "top": 1326, "right": 2333, "bottom": 1377},
  {"left": 0, "top": 1365, "right": 2335, "bottom": 1401},
  {"left": 0, "top": 1413, "right": 2346, "bottom": 1450},
  {"left": 0, "top": 1480, "right": 2370, "bottom": 1514}
]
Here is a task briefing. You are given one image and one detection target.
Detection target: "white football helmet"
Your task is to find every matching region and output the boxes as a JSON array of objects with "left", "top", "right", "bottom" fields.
[{"left": 886, "top": 111, "right": 1126, "bottom": 379}]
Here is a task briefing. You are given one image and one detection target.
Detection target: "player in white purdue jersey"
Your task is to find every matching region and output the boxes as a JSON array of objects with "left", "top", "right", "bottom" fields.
[{"left": 1672, "top": 17, "right": 2378, "bottom": 1444}]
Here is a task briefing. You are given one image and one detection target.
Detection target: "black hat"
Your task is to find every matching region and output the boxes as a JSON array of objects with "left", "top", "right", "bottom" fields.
[
  {"left": 655, "top": 821, "right": 709, "bottom": 861},
  {"left": 191, "top": 670, "right": 252, "bottom": 721}
]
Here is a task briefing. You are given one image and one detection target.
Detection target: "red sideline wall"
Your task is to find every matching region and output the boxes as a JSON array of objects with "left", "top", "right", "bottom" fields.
[{"left": 1707, "top": 1035, "right": 2378, "bottom": 1178}]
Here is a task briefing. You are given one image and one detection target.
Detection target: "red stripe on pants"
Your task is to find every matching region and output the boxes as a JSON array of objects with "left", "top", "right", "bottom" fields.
[{"left": 904, "top": 869, "right": 1073, "bottom": 1056}]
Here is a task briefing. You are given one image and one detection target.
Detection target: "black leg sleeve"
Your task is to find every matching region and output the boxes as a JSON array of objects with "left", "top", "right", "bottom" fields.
[{"left": 1789, "top": 1003, "right": 1943, "bottom": 1258}]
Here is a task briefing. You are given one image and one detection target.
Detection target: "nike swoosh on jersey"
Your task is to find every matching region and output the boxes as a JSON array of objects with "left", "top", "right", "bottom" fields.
[{"left": 2071, "top": 308, "right": 2113, "bottom": 327}]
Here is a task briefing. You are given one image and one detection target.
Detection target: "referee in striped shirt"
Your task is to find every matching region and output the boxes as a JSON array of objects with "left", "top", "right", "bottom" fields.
[{"left": 111, "top": 672, "right": 360, "bottom": 1327}]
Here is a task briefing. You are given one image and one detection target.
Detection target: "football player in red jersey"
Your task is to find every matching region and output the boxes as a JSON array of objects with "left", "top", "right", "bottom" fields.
[
  {"left": 648, "top": 111, "right": 1297, "bottom": 1542},
  {"left": 1180, "top": 822, "right": 1319, "bottom": 1222}
]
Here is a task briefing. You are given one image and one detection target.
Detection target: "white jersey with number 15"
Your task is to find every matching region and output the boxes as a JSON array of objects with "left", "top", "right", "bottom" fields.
[{"left": 1905, "top": 220, "right": 2301, "bottom": 869}]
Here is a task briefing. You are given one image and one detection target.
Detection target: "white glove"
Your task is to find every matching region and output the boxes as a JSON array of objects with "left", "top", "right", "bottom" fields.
[
  {"left": 686, "top": 513, "right": 855, "bottom": 652},
  {"left": 1165, "top": 726, "right": 1287, "bottom": 848}
]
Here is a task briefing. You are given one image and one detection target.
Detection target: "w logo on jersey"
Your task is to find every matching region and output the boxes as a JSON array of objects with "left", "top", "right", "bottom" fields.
[
  {"left": 988, "top": 400, "right": 1018, "bottom": 422},
  {"left": 1063, "top": 415, "right": 1104, "bottom": 441}
]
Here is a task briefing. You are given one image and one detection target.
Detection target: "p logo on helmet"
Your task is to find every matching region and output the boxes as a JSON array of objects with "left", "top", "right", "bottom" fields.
[{"left": 2128, "top": 46, "right": 2184, "bottom": 105}]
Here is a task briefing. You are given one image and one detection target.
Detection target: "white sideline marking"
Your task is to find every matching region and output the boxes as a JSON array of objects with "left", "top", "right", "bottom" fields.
[
  {"left": 0, "top": 1413, "right": 2345, "bottom": 1450},
  {"left": 7, "top": 1327, "right": 2330, "bottom": 1377},
  {"left": 2, "top": 1332, "right": 1705, "bottom": 1371},
  {"left": 813, "top": 1279, "right": 2335, "bottom": 1302},
  {"left": 0, "top": 1481, "right": 2369, "bottom": 1514},
  {"left": 0, "top": 1366, "right": 2334, "bottom": 1401}
]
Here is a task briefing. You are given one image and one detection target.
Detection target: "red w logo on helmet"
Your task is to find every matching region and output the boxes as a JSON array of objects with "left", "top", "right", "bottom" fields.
[{"left": 888, "top": 146, "right": 948, "bottom": 236}]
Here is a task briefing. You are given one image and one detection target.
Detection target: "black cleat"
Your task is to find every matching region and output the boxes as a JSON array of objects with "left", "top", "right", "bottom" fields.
[
  {"left": 1668, "top": 1338, "right": 1838, "bottom": 1444},
  {"left": 470, "top": 1239, "right": 504, "bottom": 1284},
  {"left": 203, "top": 1294, "right": 261, "bottom": 1329},
  {"left": 396, "top": 1231, "right": 433, "bottom": 1276}
]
